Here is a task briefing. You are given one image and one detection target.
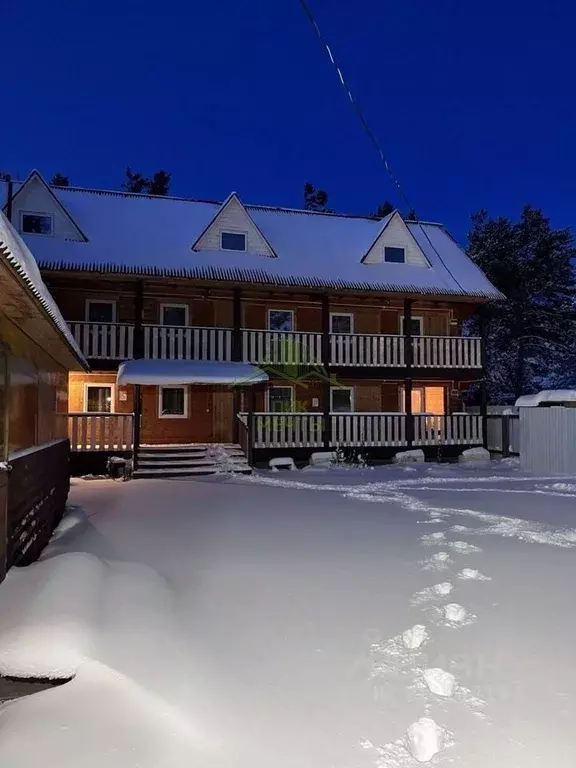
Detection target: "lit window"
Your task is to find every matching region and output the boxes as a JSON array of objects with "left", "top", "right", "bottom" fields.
[
  {"left": 331, "top": 387, "right": 353, "bottom": 413},
  {"left": 330, "top": 313, "right": 353, "bottom": 334},
  {"left": 268, "top": 387, "right": 293, "bottom": 412},
  {"left": 268, "top": 310, "right": 293, "bottom": 332},
  {"left": 21, "top": 212, "right": 53, "bottom": 235},
  {"left": 221, "top": 231, "right": 246, "bottom": 251},
  {"left": 161, "top": 304, "right": 188, "bottom": 326},
  {"left": 160, "top": 386, "right": 187, "bottom": 417},
  {"left": 384, "top": 246, "right": 405, "bottom": 263},
  {"left": 86, "top": 301, "right": 116, "bottom": 323},
  {"left": 86, "top": 386, "right": 112, "bottom": 413}
]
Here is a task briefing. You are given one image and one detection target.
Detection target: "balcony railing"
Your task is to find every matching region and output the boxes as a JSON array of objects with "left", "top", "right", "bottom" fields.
[
  {"left": 243, "top": 412, "right": 483, "bottom": 449},
  {"left": 68, "top": 412, "right": 134, "bottom": 451},
  {"left": 68, "top": 322, "right": 482, "bottom": 369}
]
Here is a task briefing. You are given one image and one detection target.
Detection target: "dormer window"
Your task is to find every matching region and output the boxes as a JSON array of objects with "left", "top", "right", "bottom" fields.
[
  {"left": 21, "top": 212, "right": 53, "bottom": 236},
  {"left": 220, "top": 231, "right": 246, "bottom": 251},
  {"left": 384, "top": 246, "right": 405, "bottom": 264}
]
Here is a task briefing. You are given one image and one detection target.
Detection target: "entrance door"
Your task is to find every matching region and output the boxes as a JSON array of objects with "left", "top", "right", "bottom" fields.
[{"left": 189, "top": 387, "right": 215, "bottom": 443}]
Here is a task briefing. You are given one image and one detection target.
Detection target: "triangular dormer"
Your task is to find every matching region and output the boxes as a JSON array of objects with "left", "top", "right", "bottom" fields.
[
  {"left": 191, "top": 192, "right": 277, "bottom": 257},
  {"left": 361, "top": 210, "right": 430, "bottom": 267},
  {"left": 4, "top": 170, "right": 88, "bottom": 242}
]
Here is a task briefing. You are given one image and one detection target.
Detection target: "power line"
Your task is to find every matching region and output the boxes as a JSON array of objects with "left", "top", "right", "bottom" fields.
[{"left": 298, "top": 0, "right": 467, "bottom": 291}]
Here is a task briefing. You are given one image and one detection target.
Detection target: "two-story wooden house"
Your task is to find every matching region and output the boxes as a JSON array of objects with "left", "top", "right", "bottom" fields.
[{"left": 1, "top": 171, "right": 502, "bottom": 476}]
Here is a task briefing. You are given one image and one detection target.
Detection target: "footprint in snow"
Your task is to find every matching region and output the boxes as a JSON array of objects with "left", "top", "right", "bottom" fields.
[
  {"left": 447, "top": 540, "right": 482, "bottom": 554},
  {"left": 420, "top": 531, "right": 447, "bottom": 545},
  {"left": 419, "top": 551, "right": 453, "bottom": 570},
  {"left": 457, "top": 567, "right": 491, "bottom": 581},
  {"left": 411, "top": 581, "right": 453, "bottom": 605}
]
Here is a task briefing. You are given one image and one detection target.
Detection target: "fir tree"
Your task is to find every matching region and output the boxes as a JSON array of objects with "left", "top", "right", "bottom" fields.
[
  {"left": 304, "top": 182, "right": 329, "bottom": 212},
  {"left": 467, "top": 206, "right": 576, "bottom": 401},
  {"left": 50, "top": 173, "right": 70, "bottom": 186},
  {"left": 147, "top": 170, "right": 171, "bottom": 196},
  {"left": 405, "top": 207, "right": 418, "bottom": 220},
  {"left": 374, "top": 200, "right": 394, "bottom": 218},
  {"left": 121, "top": 167, "right": 150, "bottom": 193}
]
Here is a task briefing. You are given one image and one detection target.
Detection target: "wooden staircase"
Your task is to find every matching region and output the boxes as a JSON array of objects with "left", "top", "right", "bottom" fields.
[{"left": 134, "top": 444, "right": 251, "bottom": 479}]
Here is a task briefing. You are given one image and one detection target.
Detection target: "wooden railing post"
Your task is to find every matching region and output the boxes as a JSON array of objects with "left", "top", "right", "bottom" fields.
[
  {"left": 321, "top": 294, "right": 331, "bottom": 449},
  {"left": 133, "top": 280, "right": 144, "bottom": 359},
  {"left": 247, "top": 413, "right": 255, "bottom": 466},
  {"left": 479, "top": 309, "right": 489, "bottom": 449},
  {"left": 232, "top": 288, "right": 242, "bottom": 362},
  {"left": 403, "top": 298, "right": 414, "bottom": 448}
]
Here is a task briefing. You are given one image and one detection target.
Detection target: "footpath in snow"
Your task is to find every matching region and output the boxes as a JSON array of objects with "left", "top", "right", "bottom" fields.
[{"left": 1, "top": 461, "right": 576, "bottom": 767}]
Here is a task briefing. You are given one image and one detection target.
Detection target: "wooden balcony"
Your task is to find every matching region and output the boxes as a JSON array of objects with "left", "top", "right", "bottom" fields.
[
  {"left": 242, "top": 412, "right": 483, "bottom": 449},
  {"left": 68, "top": 322, "right": 482, "bottom": 370}
]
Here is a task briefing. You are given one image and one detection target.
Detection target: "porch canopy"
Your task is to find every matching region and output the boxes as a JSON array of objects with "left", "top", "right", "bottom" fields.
[{"left": 117, "top": 359, "right": 268, "bottom": 386}]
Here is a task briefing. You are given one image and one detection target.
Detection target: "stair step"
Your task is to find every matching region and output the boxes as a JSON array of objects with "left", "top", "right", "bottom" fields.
[
  {"left": 138, "top": 458, "right": 216, "bottom": 468},
  {"left": 134, "top": 465, "right": 252, "bottom": 479},
  {"left": 138, "top": 452, "right": 207, "bottom": 460}
]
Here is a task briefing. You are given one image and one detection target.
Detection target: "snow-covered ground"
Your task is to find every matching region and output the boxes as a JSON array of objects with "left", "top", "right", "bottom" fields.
[{"left": 1, "top": 460, "right": 576, "bottom": 767}]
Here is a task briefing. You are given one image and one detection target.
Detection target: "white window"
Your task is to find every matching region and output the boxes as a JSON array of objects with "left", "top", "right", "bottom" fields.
[
  {"left": 86, "top": 300, "right": 116, "bottom": 323},
  {"left": 268, "top": 309, "right": 294, "bottom": 332},
  {"left": 220, "top": 231, "right": 247, "bottom": 251},
  {"left": 384, "top": 246, "right": 406, "bottom": 263},
  {"left": 330, "top": 387, "right": 354, "bottom": 413},
  {"left": 267, "top": 386, "right": 294, "bottom": 412},
  {"left": 400, "top": 316, "right": 423, "bottom": 336},
  {"left": 85, "top": 384, "right": 113, "bottom": 413},
  {"left": 20, "top": 211, "right": 54, "bottom": 236},
  {"left": 159, "top": 386, "right": 188, "bottom": 418},
  {"left": 330, "top": 313, "right": 354, "bottom": 334},
  {"left": 160, "top": 303, "right": 189, "bottom": 327}
]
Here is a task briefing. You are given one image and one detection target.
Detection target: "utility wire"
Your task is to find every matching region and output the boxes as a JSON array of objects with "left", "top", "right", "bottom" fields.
[{"left": 298, "top": 0, "right": 466, "bottom": 291}]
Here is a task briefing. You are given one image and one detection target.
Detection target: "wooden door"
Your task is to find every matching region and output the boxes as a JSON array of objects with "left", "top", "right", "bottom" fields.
[{"left": 189, "top": 387, "right": 215, "bottom": 443}]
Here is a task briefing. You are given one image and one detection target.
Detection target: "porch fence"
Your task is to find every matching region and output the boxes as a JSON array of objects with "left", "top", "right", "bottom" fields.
[{"left": 68, "top": 413, "right": 134, "bottom": 451}]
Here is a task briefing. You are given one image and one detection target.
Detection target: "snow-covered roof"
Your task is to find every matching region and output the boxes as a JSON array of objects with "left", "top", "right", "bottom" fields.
[
  {"left": 117, "top": 359, "right": 268, "bottom": 386},
  {"left": 0, "top": 179, "right": 503, "bottom": 300},
  {"left": 515, "top": 390, "right": 576, "bottom": 407},
  {"left": 0, "top": 210, "right": 87, "bottom": 368}
]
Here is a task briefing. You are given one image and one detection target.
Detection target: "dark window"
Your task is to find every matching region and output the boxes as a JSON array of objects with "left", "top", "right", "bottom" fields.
[
  {"left": 384, "top": 246, "right": 406, "bottom": 263},
  {"left": 268, "top": 387, "right": 293, "bottom": 413},
  {"left": 401, "top": 317, "right": 423, "bottom": 336},
  {"left": 331, "top": 388, "right": 353, "bottom": 413},
  {"left": 221, "top": 231, "right": 246, "bottom": 251},
  {"left": 21, "top": 213, "right": 53, "bottom": 235},
  {"left": 160, "top": 387, "right": 186, "bottom": 416},
  {"left": 268, "top": 310, "right": 293, "bottom": 332},
  {"left": 330, "top": 314, "right": 353, "bottom": 334},
  {"left": 87, "top": 301, "right": 115, "bottom": 323},
  {"left": 86, "top": 386, "right": 112, "bottom": 413},
  {"left": 161, "top": 305, "right": 188, "bottom": 326}
]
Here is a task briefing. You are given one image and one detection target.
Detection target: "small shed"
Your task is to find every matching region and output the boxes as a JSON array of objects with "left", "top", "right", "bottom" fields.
[{"left": 515, "top": 390, "right": 576, "bottom": 408}]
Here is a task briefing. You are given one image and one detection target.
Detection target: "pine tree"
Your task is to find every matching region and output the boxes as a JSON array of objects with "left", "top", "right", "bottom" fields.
[
  {"left": 374, "top": 200, "right": 394, "bottom": 218},
  {"left": 304, "top": 182, "right": 329, "bottom": 212},
  {"left": 121, "top": 167, "right": 150, "bottom": 193},
  {"left": 50, "top": 173, "right": 70, "bottom": 186},
  {"left": 405, "top": 207, "right": 418, "bottom": 220},
  {"left": 147, "top": 170, "right": 171, "bottom": 196},
  {"left": 467, "top": 206, "right": 576, "bottom": 401}
]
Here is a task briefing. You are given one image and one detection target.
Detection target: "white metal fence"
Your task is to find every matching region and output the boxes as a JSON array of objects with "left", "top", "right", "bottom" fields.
[{"left": 519, "top": 407, "right": 576, "bottom": 474}]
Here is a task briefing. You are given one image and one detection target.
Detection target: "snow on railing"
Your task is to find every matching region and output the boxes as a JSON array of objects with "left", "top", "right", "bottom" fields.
[{"left": 68, "top": 412, "right": 134, "bottom": 451}]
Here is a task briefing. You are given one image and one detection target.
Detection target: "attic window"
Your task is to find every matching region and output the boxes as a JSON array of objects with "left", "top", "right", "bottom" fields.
[
  {"left": 221, "top": 231, "right": 246, "bottom": 251},
  {"left": 21, "top": 212, "right": 53, "bottom": 236},
  {"left": 384, "top": 246, "right": 405, "bottom": 264}
]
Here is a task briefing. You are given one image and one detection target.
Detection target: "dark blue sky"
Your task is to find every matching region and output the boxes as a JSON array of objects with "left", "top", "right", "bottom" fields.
[{"left": 3, "top": 0, "right": 575, "bottom": 239}]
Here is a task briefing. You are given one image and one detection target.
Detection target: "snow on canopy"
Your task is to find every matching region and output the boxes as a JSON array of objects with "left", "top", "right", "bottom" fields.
[
  {"left": 0, "top": 210, "right": 87, "bottom": 366},
  {"left": 515, "top": 389, "right": 576, "bottom": 407},
  {"left": 0, "top": 180, "right": 503, "bottom": 299},
  {"left": 117, "top": 359, "right": 269, "bottom": 386}
]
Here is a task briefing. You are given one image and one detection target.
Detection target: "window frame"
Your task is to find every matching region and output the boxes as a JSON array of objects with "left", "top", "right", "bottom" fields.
[
  {"left": 383, "top": 246, "right": 406, "bottom": 264},
  {"left": 84, "top": 383, "right": 115, "bottom": 414},
  {"left": 158, "top": 385, "right": 189, "bottom": 419},
  {"left": 399, "top": 386, "right": 425, "bottom": 414},
  {"left": 20, "top": 211, "right": 54, "bottom": 237},
  {"left": 220, "top": 230, "right": 247, "bottom": 252},
  {"left": 85, "top": 299, "right": 117, "bottom": 324},
  {"left": 330, "top": 386, "right": 355, "bottom": 413},
  {"left": 267, "top": 309, "right": 294, "bottom": 332},
  {"left": 400, "top": 315, "right": 424, "bottom": 337},
  {"left": 329, "top": 312, "right": 354, "bottom": 335},
  {"left": 160, "top": 303, "right": 189, "bottom": 327},
  {"left": 266, "top": 385, "right": 295, "bottom": 413}
]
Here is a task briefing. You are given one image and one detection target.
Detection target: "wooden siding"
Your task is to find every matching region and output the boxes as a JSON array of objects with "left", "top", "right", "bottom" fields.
[
  {"left": 194, "top": 196, "right": 275, "bottom": 256},
  {"left": 10, "top": 175, "right": 84, "bottom": 241},
  {"left": 362, "top": 213, "right": 429, "bottom": 266}
]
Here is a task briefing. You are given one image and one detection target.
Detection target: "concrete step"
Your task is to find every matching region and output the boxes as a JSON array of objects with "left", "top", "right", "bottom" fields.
[{"left": 134, "top": 465, "right": 252, "bottom": 479}]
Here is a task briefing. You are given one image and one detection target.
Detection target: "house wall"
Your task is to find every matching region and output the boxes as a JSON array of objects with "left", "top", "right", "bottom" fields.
[
  {"left": 362, "top": 214, "right": 429, "bottom": 266},
  {"left": 194, "top": 196, "right": 275, "bottom": 257},
  {"left": 10, "top": 176, "right": 84, "bottom": 242}
]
